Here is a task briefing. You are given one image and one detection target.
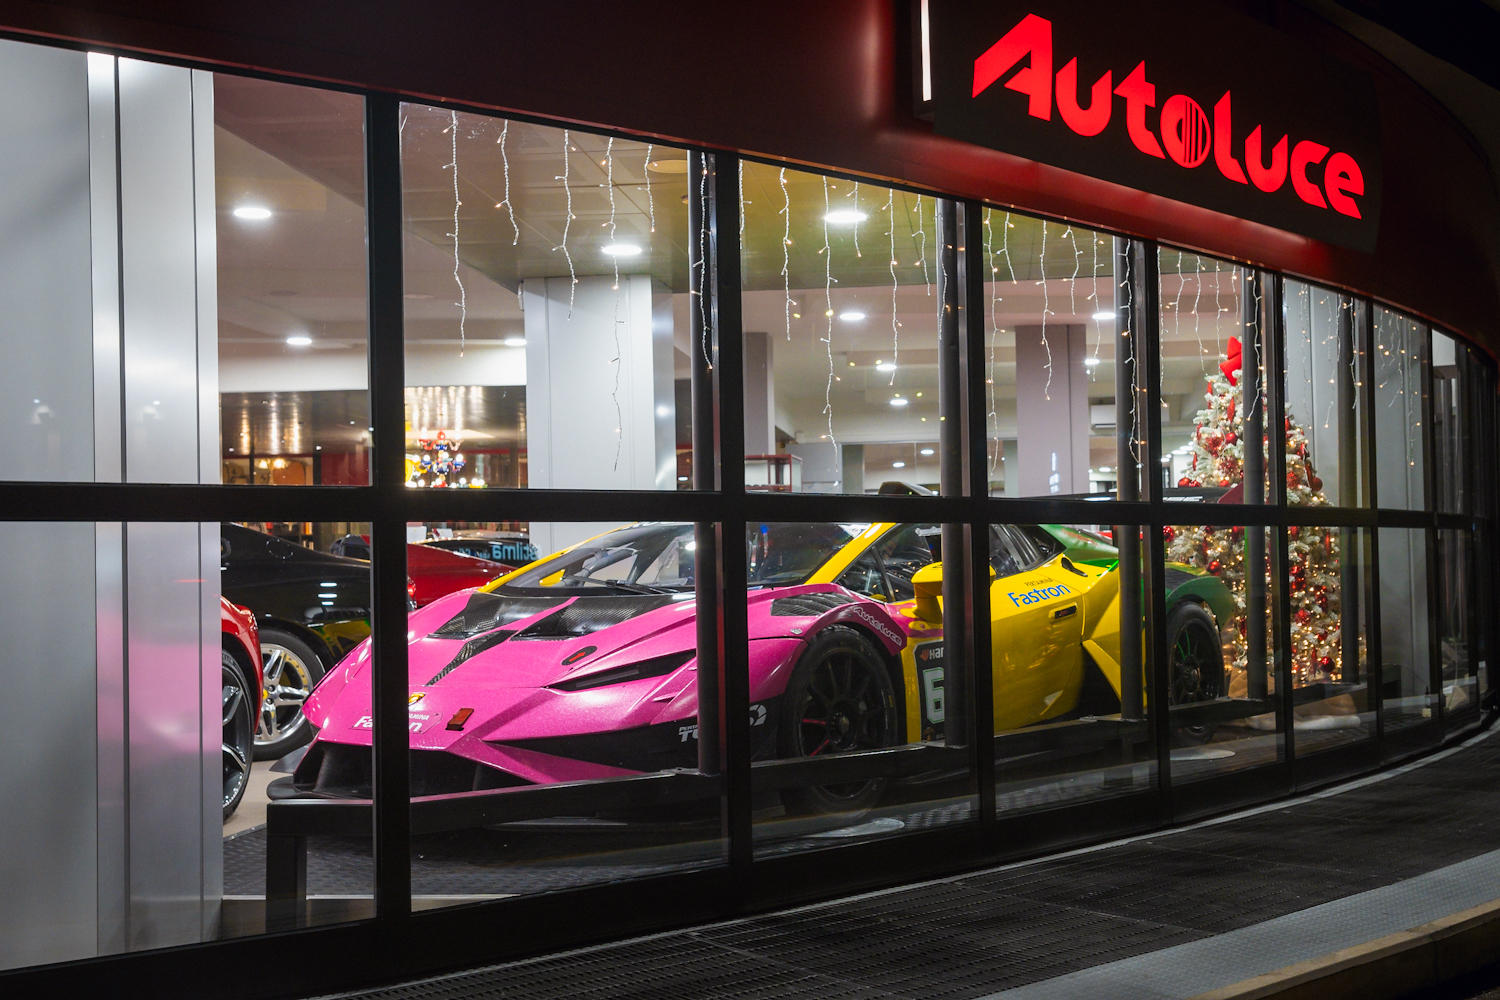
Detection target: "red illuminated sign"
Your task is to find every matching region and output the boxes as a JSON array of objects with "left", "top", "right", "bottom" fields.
[{"left": 920, "top": 1, "right": 1381, "bottom": 250}]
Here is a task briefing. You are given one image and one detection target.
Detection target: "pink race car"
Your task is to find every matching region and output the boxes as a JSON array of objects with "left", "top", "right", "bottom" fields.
[{"left": 289, "top": 521, "right": 923, "bottom": 815}]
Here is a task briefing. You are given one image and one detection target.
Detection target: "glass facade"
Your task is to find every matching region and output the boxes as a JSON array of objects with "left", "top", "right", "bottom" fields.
[{"left": 0, "top": 30, "right": 1493, "bottom": 994}]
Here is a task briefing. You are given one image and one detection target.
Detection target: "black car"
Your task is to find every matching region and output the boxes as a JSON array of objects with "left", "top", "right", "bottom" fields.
[{"left": 220, "top": 523, "right": 371, "bottom": 760}]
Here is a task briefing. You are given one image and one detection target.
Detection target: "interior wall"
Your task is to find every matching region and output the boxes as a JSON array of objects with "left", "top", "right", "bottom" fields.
[
  {"left": 0, "top": 46, "right": 221, "bottom": 970},
  {"left": 0, "top": 40, "right": 94, "bottom": 482}
]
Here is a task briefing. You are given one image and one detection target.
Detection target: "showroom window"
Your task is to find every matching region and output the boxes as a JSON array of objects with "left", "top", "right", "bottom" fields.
[{"left": 0, "top": 31, "right": 1492, "bottom": 994}]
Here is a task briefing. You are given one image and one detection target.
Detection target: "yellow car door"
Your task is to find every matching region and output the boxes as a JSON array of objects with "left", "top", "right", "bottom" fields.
[{"left": 989, "top": 525, "right": 1086, "bottom": 731}]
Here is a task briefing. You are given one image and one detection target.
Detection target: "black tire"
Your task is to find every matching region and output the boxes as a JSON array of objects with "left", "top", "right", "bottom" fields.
[
  {"left": 1166, "top": 602, "right": 1224, "bottom": 745},
  {"left": 222, "top": 652, "right": 255, "bottom": 820},
  {"left": 777, "top": 626, "right": 899, "bottom": 815},
  {"left": 254, "top": 627, "right": 325, "bottom": 761}
]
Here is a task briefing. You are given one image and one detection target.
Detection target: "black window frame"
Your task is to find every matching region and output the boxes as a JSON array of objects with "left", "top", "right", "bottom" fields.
[{"left": 0, "top": 41, "right": 1493, "bottom": 1000}]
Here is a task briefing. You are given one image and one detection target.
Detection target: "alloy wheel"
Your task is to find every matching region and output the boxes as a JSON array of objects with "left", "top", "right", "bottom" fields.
[{"left": 257, "top": 642, "right": 315, "bottom": 748}]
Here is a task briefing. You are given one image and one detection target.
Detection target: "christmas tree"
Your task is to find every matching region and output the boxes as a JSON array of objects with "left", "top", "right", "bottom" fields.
[{"left": 1166, "top": 337, "right": 1347, "bottom": 687}]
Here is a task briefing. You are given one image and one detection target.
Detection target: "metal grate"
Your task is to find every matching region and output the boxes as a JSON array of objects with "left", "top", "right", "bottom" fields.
[{"left": 307, "top": 731, "right": 1500, "bottom": 1000}]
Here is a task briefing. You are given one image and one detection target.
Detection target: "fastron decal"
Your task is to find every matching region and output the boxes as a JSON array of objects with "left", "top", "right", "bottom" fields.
[
  {"left": 1007, "top": 582, "right": 1072, "bottom": 606},
  {"left": 921, "top": 0, "right": 1381, "bottom": 251}
]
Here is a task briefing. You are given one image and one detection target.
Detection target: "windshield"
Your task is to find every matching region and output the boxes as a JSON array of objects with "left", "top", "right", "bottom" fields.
[
  {"left": 496, "top": 521, "right": 867, "bottom": 595},
  {"left": 499, "top": 523, "right": 699, "bottom": 594},
  {"left": 747, "top": 522, "right": 866, "bottom": 587}
]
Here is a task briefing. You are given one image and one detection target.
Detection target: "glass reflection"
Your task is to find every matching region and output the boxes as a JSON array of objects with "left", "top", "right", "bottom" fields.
[
  {"left": 400, "top": 109, "right": 690, "bottom": 492},
  {"left": 990, "top": 523, "right": 1156, "bottom": 812},
  {"left": 1164, "top": 523, "right": 1283, "bottom": 779},
  {"left": 1283, "top": 283, "right": 1367, "bottom": 508},
  {"left": 215, "top": 75, "right": 370, "bottom": 485},
  {"left": 980, "top": 213, "right": 1121, "bottom": 497},
  {"left": 1288, "top": 527, "right": 1374, "bottom": 755},
  {"left": 739, "top": 164, "right": 948, "bottom": 494},
  {"left": 748, "top": 522, "right": 975, "bottom": 854},
  {"left": 1374, "top": 310, "right": 1427, "bottom": 511},
  {"left": 1379, "top": 527, "right": 1434, "bottom": 734}
]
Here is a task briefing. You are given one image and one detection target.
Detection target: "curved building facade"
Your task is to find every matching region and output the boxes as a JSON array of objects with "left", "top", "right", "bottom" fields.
[{"left": 0, "top": 3, "right": 1493, "bottom": 997}]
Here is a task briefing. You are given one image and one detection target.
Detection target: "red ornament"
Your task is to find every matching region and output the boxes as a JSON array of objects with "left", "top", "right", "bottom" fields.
[
  {"left": 1163, "top": 526, "right": 1176, "bottom": 542},
  {"left": 1317, "top": 631, "right": 1328, "bottom": 643},
  {"left": 1297, "top": 608, "right": 1311, "bottom": 623},
  {"left": 1309, "top": 476, "right": 1323, "bottom": 491},
  {"left": 1231, "top": 525, "right": 1244, "bottom": 538},
  {"left": 1318, "top": 655, "right": 1333, "bottom": 671},
  {"left": 1225, "top": 432, "right": 1238, "bottom": 445},
  {"left": 1208, "top": 559, "right": 1222, "bottom": 573},
  {"left": 1288, "top": 526, "right": 1300, "bottom": 538},
  {"left": 1226, "top": 398, "right": 1236, "bottom": 423},
  {"left": 1287, "top": 472, "right": 1301, "bottom": 489},
  {"left": 1178, "top": 477, "right": 1195, "bottom": 488},
  {"left": 1238, "top": 620, "right": 1247, "bottom": 637},
  {"left": 1317, "top": 594, "right": 1329, "bottom": 610},
  {"left": 1220, "top": 336, "right": 1243, "bottom": 386}
]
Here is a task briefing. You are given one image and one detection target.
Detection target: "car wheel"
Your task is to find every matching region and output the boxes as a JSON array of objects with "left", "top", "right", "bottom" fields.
[
  {"left": 1167, "top": 602, "right": 1224, "bottom": 745},
  {"left": 223, "top": 652, "right": 255, "bottom": 820},
  {"left": 777, "top": 625, "right": 899, "bottom": 815},
  {"left": 254, "top": 628, "right": 325, "bottom": 761}
]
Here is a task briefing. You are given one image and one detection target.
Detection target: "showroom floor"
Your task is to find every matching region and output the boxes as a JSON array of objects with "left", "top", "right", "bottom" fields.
[{"left": 297, "top": 722, "right": 1500, "bottom": 1000}]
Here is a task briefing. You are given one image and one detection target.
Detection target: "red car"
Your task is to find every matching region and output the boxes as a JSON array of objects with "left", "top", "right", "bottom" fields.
[
  {"left": 406, "top": 542, "right": 510, "bottom": 606},
  {"left": 330, "top": 533, "right": 511, "bottom": 606},
  {"left": 221, "top": 597, "right": 262, "bottom": 819}
]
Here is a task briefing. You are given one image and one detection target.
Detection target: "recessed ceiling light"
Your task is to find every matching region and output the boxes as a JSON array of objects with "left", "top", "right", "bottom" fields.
[
  {"left": 1084, "top": 357, "right": 1101, "bottom": 366},
  {"left": 920, "top": 448, "right": 935, "bottom": 456},
  {"left": 602, "top": 243, "right": 642, "bottom": 256},
  {"left": 233, "top": 206, "right": 272, "bottom": 220},
  {"left": 286, "top": 336, "right": 312, "bottom": 346},
  {"left": 503, "top": 336, "right": 527, "bottom": 347},
  {"left": 875, "top": 362, "right": 897, "bottom": 372},
  {"left": 890, "top": 397, "right": 909, "bottom": 407},
  {"left": 892, "top": 461, "right": 906, "bottom": 468},
  {"left": 1091, "top": 310, "right": 1114, "bottom": 321},
  {"left": 838, "top": 310, "right": 866, "bottom": 322},
  {"left": 1100, "top": 466, "right": 1112, "bottom": 473},
  {"left": 646, "top": 159, "right": 689, "bottom": 174},
  {"left": 823, "top": 209, "right": 868, "bottom": 224}
]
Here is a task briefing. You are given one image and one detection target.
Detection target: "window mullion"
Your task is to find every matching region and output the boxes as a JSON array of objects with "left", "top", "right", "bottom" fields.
[{"left": 364, "top": 92, "right": 411, "bottom": 924}]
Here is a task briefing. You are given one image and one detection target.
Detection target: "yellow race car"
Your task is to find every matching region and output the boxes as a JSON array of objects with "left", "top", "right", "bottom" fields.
[{"left": 794, "top": 522, "right": 1235, "bottom": 745}]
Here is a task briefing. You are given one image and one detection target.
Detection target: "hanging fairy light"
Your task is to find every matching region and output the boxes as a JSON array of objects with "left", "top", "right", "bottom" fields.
[
  {"left": 643, "top": 143, "right": 657, "bottom": 234},
  {"left": 886, "top": 188, "right": 899, "bottom": 384},
  {"left": 1038, "top": 219, "right": 1053, "bottom": 400},
  {"left": 821, "top": 175, "right": 837, "bottom": 446},
  {"left": 780, "top": 167, "right": 792, "bottom": 341},
  {"left": 445, "top": 111, "right": 468, "bottom": 356},
  {"left": 555, "top": 129, "right": 578, "bottom": 316},
  {"left": 605, "top": 137, "right": 624, "bottom": 472},
  {"left": 496, "top": 119, "right": 519, "bottom": 246}
]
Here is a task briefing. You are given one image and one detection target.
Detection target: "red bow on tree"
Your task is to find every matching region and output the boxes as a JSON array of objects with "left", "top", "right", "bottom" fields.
[{"left": 1220, "top": 336, "right": 1243, "bottom": 386}]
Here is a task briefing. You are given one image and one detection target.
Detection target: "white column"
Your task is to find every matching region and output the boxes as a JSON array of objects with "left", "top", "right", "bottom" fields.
[
  {"left": 1015, "top": 323, "right": 1089, "bottom": 496},
  {"left": 522, "top": 274, "right": 676, "bottom": 553},
  {"left": 743, "top": 330, "right": 775, "bottom": 455}
]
